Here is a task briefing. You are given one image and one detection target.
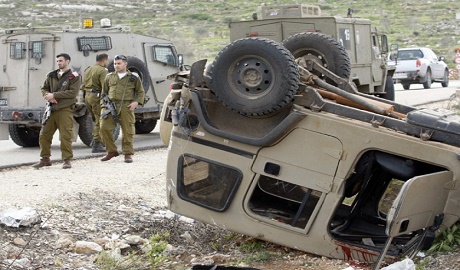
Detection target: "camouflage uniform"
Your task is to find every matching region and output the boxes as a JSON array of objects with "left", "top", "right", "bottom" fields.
[
  {"left": 39, "top": 69, "right": 80, "bottom": 160},
  {"left": 100, "top": 71, "right": 145, "bottom": 156},
  {"left": 83, "top": 63, "right": 108, "bottom": 150}
]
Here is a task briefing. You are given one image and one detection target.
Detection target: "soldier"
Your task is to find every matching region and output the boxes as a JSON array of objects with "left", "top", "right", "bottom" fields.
[
  {"left": 100, "top": 55, "right": 145, "bottom": 163},
  {"left": 32, "top": 53, "right": 81, "bottom": 169},
  {"left": 83, "top": 53, "right": 109, "bottom": 153}
]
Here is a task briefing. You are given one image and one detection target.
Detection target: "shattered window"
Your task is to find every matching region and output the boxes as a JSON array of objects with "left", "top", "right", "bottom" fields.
[
  {"left": 10, "top": 42, "right": 26, "bottom": 59},
  {"left": 249, "top": 175, "right": 322, "bottom": 229},
  {"left": 178, "top": 155, "right": 242, "bottom": 211}
]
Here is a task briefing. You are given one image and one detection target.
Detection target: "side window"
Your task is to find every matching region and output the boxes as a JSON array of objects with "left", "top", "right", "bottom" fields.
[
  {"left": 248, "top": 175, "right": 323, "bottom": 230},
  {"left": 10, "top": 42, "right": 26, "bottom": 59},
  {"left": 76, "top": 36, "right": 112, "bottom": 56},
  {"left": 178, "top": 155, "right": 242, "bottom": 211},
  {"left": 152, "top": 45, "right": 177, "bottom": 66}
]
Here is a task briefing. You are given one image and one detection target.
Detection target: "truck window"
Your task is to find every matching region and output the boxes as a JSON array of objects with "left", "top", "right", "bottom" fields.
[
  {"left": 152, "top": 45, "right": 176, "bottom": 66},
  {"left": 249, "top": 175, "right": 323, "bottom": 230},
  {"left": 29, "top": 41, "right": 45, "bottom": 58},
  {"left": 10, "top": 42, "right": 26, "bottom": 59},
  {"left": 178, "top": 155, "right": 242, "bottom": 211},
  {"left": 76, "top": 36, "right": 112, "bottom": 52}
]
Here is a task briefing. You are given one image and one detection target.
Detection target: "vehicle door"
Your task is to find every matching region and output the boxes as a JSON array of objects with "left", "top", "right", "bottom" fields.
[
  {"left": 425, "top": 49, "right": 444, "bottom": 79},
  {"left": 2, "top": 33, "right": 56, "bottom": 108},
  {"left": 379, "top": 171, "right": 453, "bottom": 261},
  {"left": 143, "top": 43, "right": 180, "bottom": 104}
]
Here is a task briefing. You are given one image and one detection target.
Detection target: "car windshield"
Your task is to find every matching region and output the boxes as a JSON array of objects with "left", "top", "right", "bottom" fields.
[{"left": 390, "top": 50, "right": 424, "bottom": 60}]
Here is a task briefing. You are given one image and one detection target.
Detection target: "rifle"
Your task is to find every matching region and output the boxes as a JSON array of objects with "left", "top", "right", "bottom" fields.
[
  {"left": 101, "top": 95, "right": 120, "bottom": 124},
  {"left": 42, "top": 102, "right": 51, "bottom": 125}
]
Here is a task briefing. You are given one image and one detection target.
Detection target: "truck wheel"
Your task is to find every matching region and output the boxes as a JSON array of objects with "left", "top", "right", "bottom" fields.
[
  {"left": 208, "top": 37, "right": 300, "bottom": 117},
  {"left": 108, "top": 56, "right": 151, "bottom": 93},
  {"left": 76, "top": 113, "right": 120, "bottom": 147},
  {"left": 423, "top": 70, "right": 432, "bottom": 89},
  {"left": 135, "top": 119, "right": 157, "bottom": 134},
  {"left": 8, "top": 124, "right": 40, "bottom": 147},
  {"left": 282, "top": 32, "right": 351, "bottom": 81},
  {"left": 402, "top": 84, "right": 410, "bottom": 90},
  {"left": 441, "top": 70, "right": 449, "bottom": 87},
  {"left": 383, "top": 76, "right": 395, "bottom": 101}
]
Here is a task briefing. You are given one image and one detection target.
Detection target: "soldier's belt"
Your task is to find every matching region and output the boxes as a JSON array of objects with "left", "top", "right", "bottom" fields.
[{"left": 90, "top": 89, "right": 101, "bottom": 93}]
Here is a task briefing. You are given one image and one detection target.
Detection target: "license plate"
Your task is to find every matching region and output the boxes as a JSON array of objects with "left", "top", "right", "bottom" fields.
[
  {"left": 393, "top": 73, "right": 407, "bottom": 79},
  {"left": 0, "top": 98, "right": 7, "bottom": 106}
]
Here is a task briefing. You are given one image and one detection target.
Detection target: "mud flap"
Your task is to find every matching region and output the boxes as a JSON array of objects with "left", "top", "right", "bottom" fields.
[{"left": 373, "top": 171, "right": 453, "bottom": 269}]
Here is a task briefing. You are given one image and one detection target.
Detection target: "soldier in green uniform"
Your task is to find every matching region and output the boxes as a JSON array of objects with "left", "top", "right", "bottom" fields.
[
  {"left": 100, "top": 55, "right": 145, "bottom": 163},
  {"left": 83, "top": 53, "right": 109, "bottom": 153},
  {"left": 32, "top": 53, "right": 81, "bottom": 169}
]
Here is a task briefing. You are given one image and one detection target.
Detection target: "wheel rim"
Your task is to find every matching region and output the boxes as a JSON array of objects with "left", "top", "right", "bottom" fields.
[
  {"left": 296, "top": 49, "right": 328, "bottom": 65},
  {"left": 295, "top": 49, "right": 329, "bottom": 79},
  {"left": 228, "top": 56, "right": 275, "bottom": 99}
]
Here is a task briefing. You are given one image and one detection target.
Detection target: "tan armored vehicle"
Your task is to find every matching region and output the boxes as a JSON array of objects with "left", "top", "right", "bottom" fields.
[
  {"left": 229, "top": 4, "right": 395, "bottom": 100},
  {"left": 161, "top": 36, "right": 460, "bottom": 269},
  {"left": 0, "top": 19, "right": 183, "bottom": 147}
]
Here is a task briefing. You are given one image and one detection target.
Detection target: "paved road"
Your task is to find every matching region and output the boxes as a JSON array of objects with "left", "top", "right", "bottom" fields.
[
  {"left": 0, "top": 125, "right": 165, "bottom": 168},
  {"left": 1, "top": 80, "right": 459, "bottom": 168},
  {"left": 394, "top": 80, "right": 460, "bottom": 106}
]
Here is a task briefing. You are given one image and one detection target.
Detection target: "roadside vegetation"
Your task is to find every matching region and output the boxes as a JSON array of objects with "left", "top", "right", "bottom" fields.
[{"left": 0, "top": 0, "right": 458, "bottom": 67}]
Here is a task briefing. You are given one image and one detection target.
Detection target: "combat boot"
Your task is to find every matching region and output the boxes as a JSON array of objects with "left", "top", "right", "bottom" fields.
[
  {"left": 62, "top": 160, "right": 72, "bottom": 169},
  {"left": 92, "top": 141, "right": 106, "bottom": 153},
  {"left": 124, "top": 154, "right": 133, "bottom": 163},
  {"left": 32, "top": 157, "right": 52, "bottom": 169},
  {"left": 101, "top": 151, "right": 119, "bottom": 161}
]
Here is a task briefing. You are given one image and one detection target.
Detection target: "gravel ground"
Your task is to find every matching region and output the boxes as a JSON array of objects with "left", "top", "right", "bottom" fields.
[
  {"left": 1, "top": 147, "right": 459, "bottom": 270},
  {"left": 0, "top": 148, "right": 168, "bottom": 210}
]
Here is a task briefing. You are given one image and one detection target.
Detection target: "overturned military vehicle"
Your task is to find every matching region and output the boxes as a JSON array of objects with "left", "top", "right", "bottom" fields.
[{"left": 161, "top": 37, "right": 460, "bottom": 269}]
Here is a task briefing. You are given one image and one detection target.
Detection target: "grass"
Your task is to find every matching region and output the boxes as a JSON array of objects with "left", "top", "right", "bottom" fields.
[{"left": 0, "top": 0, "right": 458, "bottom": 66}]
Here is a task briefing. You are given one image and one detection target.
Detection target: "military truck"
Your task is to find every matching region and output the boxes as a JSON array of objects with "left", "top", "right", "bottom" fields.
[
  {"left": 0, "top": 19, "right": 183, "bottom": 147},
  {"left": 229, "top": 4, "right": 395, "bottom": 100},
  {"left": 161, "top": 36, "right": 460, "bottom": 269}
]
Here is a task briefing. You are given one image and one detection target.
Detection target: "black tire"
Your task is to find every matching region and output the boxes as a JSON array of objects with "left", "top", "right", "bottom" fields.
[
  {"left": 207, "top": 37, "right": 300, "bottom": 117},
  {"left": 383, "top": 76, "right": 395, "bottom": 101},
  {"left": 402, "top": 84, "right": 410, "bottom": 90},
  {"left": 423, "top": 70, "right": 432, "bottom": 89},
  {"left": 76, "top": 113, "right": 120, "bottom": 147},
  {"left": 135, "top": 119, "right": 157, "bottom": 134},
  {"left": 107, "top": 56, "right": 151, "bottom": 93},
  {"left": 282, "top": 32, "right": 351, "bottom": 81},
  {"left": 8, "top": 124, "right": 40, "bottom": 147},
  {"left": 441, "top": 70, "right": 449, "bottom": 87}
]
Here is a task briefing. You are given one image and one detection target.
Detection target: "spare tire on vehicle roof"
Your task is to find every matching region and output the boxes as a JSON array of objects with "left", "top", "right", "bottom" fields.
[
  {"left": 282, "top": 32, "right": 351, "bottom": 82},
  {"left": 207, "top": 37, "right": 300, "bottom": 117}
]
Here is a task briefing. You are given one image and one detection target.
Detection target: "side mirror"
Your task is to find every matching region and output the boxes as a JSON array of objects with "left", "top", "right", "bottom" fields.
[
  {"left": 389, "top": 44, "right": 399, "bottom": 61},
  {"left": 438, "top": 56, "right": 445, "bottom": 62},
  {"left": 381, "top": 35, "right": 388, "bottom": 54},
  {"left": 178, "top": 54, "right": 184, "bottom": 66}
]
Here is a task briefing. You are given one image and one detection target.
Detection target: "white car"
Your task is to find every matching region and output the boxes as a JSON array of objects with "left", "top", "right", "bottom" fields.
[{"left": 389, "top": 47, "right": 449, "bottom": 89}]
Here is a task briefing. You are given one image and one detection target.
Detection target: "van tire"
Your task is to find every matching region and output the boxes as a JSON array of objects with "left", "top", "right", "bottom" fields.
[
  {"left": 108, "top": 56, "right": 151, "bottom": 93},
  {"left": 402, "top": 84, "right": 410, "bottom": 90},
  {"left": 135, "top": 119, "right": 157, "bottom": 134},
  {"left": 282, "top": 32, "right": 351, "bottom": 81},
  {"left": 208, "top": 37, "right": 300, "bottom": 117},
  {"left": 76, "top": 113, "right": 120, "bottom": 147},
  {"left": 8, "top": 124, "right": 40, "bottom": 147},
  {"left": 383, "top": 76, "right": 395, "bottom": 101}
]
